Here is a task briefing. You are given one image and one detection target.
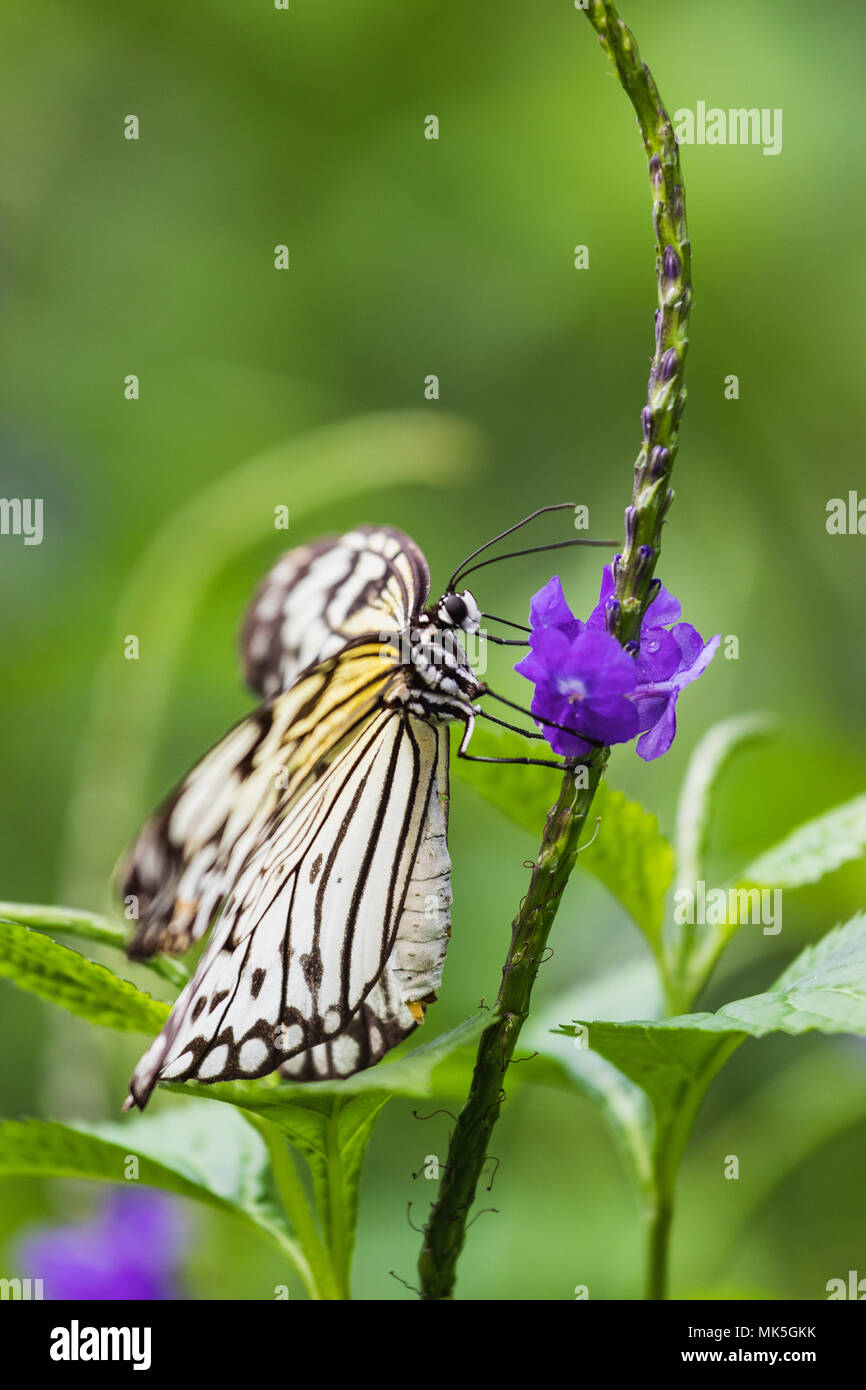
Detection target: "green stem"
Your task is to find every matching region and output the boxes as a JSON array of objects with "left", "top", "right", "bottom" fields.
[
  {"left": 645, "top": 1194, "right": 673, "bottom": 1300},
  {"left": 417, "top": 0, "right": 693, "bottom": 1301},
  {"left": 644, "top": 1033, "right": 743, "bottom": 1299},
  {"left": 419, "top": 759, "right": 608, "bottom": 1299},
  {"left": 585, "top": 1, "right": 692, "bottom": 646},
  {"left": 250, "top": 1115, "right": 339, "bottom": 1301}
]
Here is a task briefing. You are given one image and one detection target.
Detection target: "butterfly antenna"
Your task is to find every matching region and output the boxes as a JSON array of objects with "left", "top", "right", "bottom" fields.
[
  {"left": 481, "top": 612, "right": 531, "bottom": 632},
  {"left": 448, "top": 502, "right": 580, "bottom": 590},
  {"left": 453, "top": 536, "right": 619, "bottom": 588}
]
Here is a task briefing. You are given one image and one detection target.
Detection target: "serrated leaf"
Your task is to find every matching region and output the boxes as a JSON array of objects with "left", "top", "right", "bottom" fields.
[
  {"left": 577, "top": 787, "right": 674, "bottom": 951},
  {"left": 452, "top": 725, "right": 554, "bottom": 834},
  {"left": 0, "top": 919, "right": 170, "bottom": 1033},
  {"left": 738, "top": 792, "right": 866, "bottom": 890},
  {"left": 0, "top": 901, "right": 189, "bottom": 989},
  {"left": 0, "top": 1105, "right": 307, "bottom": 1279}
]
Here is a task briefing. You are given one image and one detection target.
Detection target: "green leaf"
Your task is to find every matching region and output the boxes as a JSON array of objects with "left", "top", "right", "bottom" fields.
[
  {"left": 452, "top": 726, "right": 553, "bottom": 835},
  {"left": 738, "top": 792, "right": 866, "bottom": 890},
  {"left": 0, "top": 901, "right": 189, "bottom": 989},
  {"left": 0, "top": 1104, "right": 313, "bottom": 1291},
  {"left": 553, "top": 913, "right": 866, "bottom": 1192},
  {"left": 268, "top": 1095, "right": 389, "bottom": 1285},
  {"left": 0, "top": 919, "right": 170, "bottom": 1033},
  {"left": 674, "top": 713, "right": 776, "bottom": 889},
  {"left": 455, "top": 727, "right": 674, "bottom": 948},
  {"left": 577, "top": 786, "right": 674, "bottom": 954},
  {"left": 222, "top": 1092, "right": 388, "bottom": 1290},
  {"left": 164, "top": 1012, "right": 488, "bottom": 1286}
]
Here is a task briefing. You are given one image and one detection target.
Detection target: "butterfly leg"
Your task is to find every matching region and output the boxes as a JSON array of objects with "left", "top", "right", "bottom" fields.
[
  {"left": 457, "top": 712, "right": 593, "bottom": 772},
  {"left": 478, "top": 709, "right": 545, "bottom": 740},
  {"left": 458, "top": 750, "right": 570, "bottom": 770}
]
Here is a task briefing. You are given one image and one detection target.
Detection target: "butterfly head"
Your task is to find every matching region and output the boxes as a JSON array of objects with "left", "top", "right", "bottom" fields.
[{"left": 435, "top": 589, "right": 481, "bottom": 635}]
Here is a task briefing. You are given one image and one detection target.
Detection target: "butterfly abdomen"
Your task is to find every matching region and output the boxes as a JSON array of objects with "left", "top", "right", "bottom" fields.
[{"left": 390, "top": 727, "right": 452, "bottom": 1004}]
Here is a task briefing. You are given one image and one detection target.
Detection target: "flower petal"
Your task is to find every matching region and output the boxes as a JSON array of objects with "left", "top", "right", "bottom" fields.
[
  {"left": 528, "top": 575, "right": 582, "bottom": 638},
  {"left": 636, "top": 696, "right": 677, "bottom": 760},
  {"left": 633, "top": 626, "right": 680, "bottom": 682},
  {"left": 570, "top": 628, "right": 640, "bottom": 697},
  {"left": 586, "top": 562, "right": 616, "bottom": 629},
  {"left": 645, "top": 581, "right": 681, "bottom": 627},
  {"left": 670, "top": 629, "right": 721, "bottom": 690},
  {"left": 631, "top": 692, "right": 670, "bottom": 734},
  {"left": 578, "top": 695, "right": 640, "bottom": 744},
  {"left": 547, "top": 728, "right": 596, "bottom": 758}
]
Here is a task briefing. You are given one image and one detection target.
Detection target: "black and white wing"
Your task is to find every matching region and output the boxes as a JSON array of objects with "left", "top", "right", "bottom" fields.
[
  {"left": 121, "top": 642, "right": 393, "bottom": 961},
  {"left": 122, "top": 526, "right": 428, "bottom": 961},
  {"left": 279, "top": 724, "right": 451, "bottom": 1082},
  {"left": 127, "top": 709, "right": 453, "bottom": 1106},
  {"left": 240, "top": 525, "right": 430, "bottom": 698},
  {"left": 119, "top": 525, "right": 455, "bottom": 1106}
]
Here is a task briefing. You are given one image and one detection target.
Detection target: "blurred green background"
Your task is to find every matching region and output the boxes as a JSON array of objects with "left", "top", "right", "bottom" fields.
[{"left": 1, "top": 0, "right": 865, "bottom": 1299}]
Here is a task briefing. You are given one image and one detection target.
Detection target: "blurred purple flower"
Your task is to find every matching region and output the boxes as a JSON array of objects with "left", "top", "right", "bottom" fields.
[
  {"left": 18, "top": 1190, "right": 185, "bottom": 1301},
  {"left": 516, "top": 568, "right": 719, "bottom": 760}
]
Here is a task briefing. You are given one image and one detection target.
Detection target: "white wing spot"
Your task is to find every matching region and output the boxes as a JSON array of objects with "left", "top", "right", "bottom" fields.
[
  {"left": 238, "top": 1038, "right": 269, "bottom": 1071},
  {"left": 275, "top": 1023, "right": 304, "bottom": 1053},
  {"left": 161, "top": 1049, "right": 196, "bottom": 1079},
  {"left": 198, "top": 1044, "right": 230, "bottom": 1079}
]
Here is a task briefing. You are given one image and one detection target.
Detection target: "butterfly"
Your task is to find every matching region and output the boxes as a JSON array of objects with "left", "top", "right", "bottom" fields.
[{"left": 121, "top": 511, "right": 613, "bottom": 1109}]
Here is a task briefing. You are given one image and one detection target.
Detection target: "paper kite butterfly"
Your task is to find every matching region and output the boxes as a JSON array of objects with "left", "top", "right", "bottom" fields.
[{"left": 121, "top": 513, "right": 612, "bottom": 1109}]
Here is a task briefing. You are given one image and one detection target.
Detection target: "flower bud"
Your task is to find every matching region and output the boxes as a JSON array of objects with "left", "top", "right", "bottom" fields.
[
  {"left": 649, "top": 445, "right": 670, "bottom": 478},
  {"left": 662, "top": 244, "right": 681, "bottom": 281},
  {"left": 659, "top": 347, "right": 679, "bottom": 381}
]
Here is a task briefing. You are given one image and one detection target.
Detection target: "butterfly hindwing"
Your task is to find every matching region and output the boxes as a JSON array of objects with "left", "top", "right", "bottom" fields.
[
  {"left": 240, "top": 525, "right": 430, "bottom": 697},
  {"left": 279, "top": 719, "right": 452, "bottom": 1081}
]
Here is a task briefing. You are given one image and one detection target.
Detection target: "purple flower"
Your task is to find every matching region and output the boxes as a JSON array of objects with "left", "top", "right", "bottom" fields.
[
  {"left": 516, "top": 569, "right": 718, "bottom": 760},
  {"left": 17, "top": 1190, "right": 186, "bottom": 1300},
  {"left": 632, "top": 623, "right": 721, "bottom": 760},
  {"left": 515, "top": 622, "right": 640, "bottom": 757},
  {"left": 587, "top": 566, "right": 682, "bottom": 681},
  {"left": 527, "top": 574, "right": 584, "bottom": 641}
]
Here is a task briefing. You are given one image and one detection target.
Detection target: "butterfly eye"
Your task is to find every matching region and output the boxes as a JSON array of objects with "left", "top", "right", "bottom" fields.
[
  {"left": 440, "top": 593, "right": 468, "bottom": 627},
  {"left": 458, "top": 589, "right": 481, "bottom": 631}
]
